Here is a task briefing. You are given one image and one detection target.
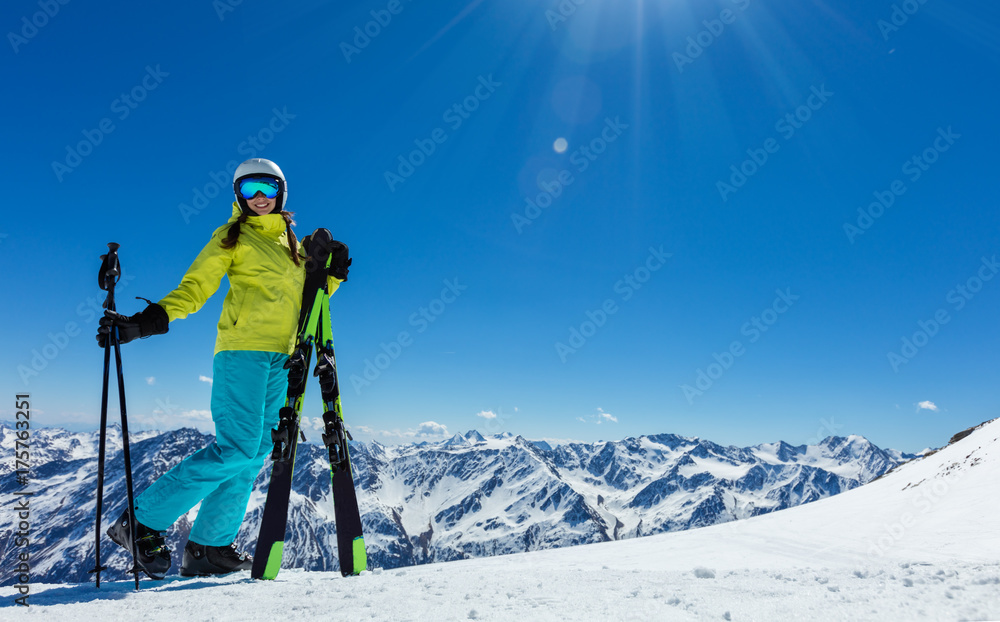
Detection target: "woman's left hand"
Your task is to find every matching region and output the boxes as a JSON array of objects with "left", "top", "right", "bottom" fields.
[{"left": 328, "top": 241, "right": 351, "bottom": 281}]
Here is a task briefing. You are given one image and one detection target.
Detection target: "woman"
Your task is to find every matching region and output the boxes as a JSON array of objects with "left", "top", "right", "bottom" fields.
[{"left": 97, "top": 158, "right": 351, "bottom": 578}]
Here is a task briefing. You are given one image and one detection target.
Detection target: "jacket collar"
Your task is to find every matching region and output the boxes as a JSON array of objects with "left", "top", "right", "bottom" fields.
[{"left": 228, "top": 202, "right": 286, "bottom": 239}]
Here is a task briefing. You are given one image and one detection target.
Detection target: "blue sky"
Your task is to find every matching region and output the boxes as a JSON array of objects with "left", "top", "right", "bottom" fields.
[{"left": 2, "top": 0, "right": 998, "bottom": 452}]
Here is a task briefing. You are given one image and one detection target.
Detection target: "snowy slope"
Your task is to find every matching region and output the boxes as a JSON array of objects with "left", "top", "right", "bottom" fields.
[{"left": 2, "top": 419, "right": 997, "bottom": 621}]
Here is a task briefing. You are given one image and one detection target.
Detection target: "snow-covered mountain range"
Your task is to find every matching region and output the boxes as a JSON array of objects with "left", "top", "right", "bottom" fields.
[
  {"left": 0, "top": 424, "right": 916, "bottom": 585},
  {"left": 3, "top": 419, "right": 997, "bottom": 620}
]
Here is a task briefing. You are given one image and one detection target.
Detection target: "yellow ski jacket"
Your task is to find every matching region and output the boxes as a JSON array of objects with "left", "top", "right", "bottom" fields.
[{"left": 158, "top": 203, "right": 342, "bottom": 355}]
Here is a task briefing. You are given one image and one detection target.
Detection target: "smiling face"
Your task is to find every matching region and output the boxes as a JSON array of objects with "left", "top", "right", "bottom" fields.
[
  {"left": 237, "top": 175, "right": 281, "bottom": 216},
  {"left": 245, "top": 191, "right": 277, "bottom": 216}
]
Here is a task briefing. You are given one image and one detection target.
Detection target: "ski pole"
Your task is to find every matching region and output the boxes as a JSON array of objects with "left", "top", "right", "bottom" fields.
[
  {"left": 113, "top": 307, "right": 141, "bottom": 590},
  {"left": 90, "top": 243, "right": 142, "bottom": 590},
  {"left": 89, "top": 244, "right": 118, "bottom": 588}
]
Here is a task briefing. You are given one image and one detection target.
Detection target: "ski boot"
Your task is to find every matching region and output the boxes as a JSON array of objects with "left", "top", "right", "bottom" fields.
[
  {"left": 106, "top": 508, "right": 172, "bottom": 580},
  {"left": 180, "top": 541, "right": 253, "bottom": 577}
]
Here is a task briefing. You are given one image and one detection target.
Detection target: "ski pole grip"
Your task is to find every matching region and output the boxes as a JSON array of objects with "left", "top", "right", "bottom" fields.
[{"left": 99, "top": 242, "right": 121, "bottom": 292}]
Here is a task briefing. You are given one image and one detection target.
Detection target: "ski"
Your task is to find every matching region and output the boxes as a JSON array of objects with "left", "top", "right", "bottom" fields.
[
  {"left": 315, "top": 303, "right": 367, "bottom": 577},
  {"left": 251, "top": 228, "right": 366, "bottom": 579}
]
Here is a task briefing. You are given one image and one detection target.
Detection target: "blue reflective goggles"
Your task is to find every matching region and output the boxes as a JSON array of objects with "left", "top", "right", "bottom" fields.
[{"left": 237, "top": 176, "right": 282, "bottom": 199}]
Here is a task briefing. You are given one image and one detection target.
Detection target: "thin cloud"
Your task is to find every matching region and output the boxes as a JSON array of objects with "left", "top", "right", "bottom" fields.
[
  {"left": 476, "top": 410, "right": 497, "bottom": 420},
  {"left": 344, "top": 422, "right": 468, "bottom": 445},
  {"left": 537, "top": 436, "right": 583, "bottom": 448},
  {"left": 371, "top": 422, "right": 451, "bottom": 441},
  {"left": 146, "top": 377, "right": 156, "bottom": 385},
  {"left": 917, "top": 401, "right": 939, "bottom": 412},
  {"left": 300, "top": 416, "right": 325, "bottom": 432},
  {"left": 416, "top": 421, "right": 449, "bottom": 437},
  {"left": 578, "top": 408, "right": 619, "bottom": 425},
  {"left": 134, "top": 408, "right": 215, "bottom": 434},
  {"left": 199, "top": 375, "right": 213, "bottom": 385},
  {"left": 180, "top": 409, "right": 212, "bottom": 422}
]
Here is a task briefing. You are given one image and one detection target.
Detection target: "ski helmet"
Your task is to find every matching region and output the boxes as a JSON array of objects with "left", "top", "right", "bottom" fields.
[{"left": 233, "top": 158, "right": 287, "bottom": 215}]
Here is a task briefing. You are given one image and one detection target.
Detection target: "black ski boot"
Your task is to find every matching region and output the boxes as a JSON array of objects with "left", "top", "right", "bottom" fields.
[
  {"left": 106, "top": 508, "right": 172, "bottom": 580},
  {"left": 180, "top": 541, "right": 253, "bottom": 577}
]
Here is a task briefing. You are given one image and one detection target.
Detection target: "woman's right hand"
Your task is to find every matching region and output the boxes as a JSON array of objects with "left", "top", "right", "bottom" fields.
[{"left": 96, "top": 303, "right": 169, "bottom": 347}]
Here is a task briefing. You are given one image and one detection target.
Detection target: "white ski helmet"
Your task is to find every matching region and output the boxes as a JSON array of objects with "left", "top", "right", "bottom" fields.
[{"left": 233, "top": 158, "right": 287, "bottom": 214}]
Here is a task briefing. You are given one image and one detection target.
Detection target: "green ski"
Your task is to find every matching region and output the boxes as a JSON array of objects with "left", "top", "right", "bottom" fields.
[{"left": 251, "top": 228, "right": 367, "bottom": 579}]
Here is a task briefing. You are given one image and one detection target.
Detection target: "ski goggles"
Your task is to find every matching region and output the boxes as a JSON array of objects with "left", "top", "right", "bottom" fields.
[{"left": 237, "top": 176, "right": 282, "bottom": 199}]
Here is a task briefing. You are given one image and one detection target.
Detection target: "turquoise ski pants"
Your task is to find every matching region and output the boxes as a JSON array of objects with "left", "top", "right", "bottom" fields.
[{"left": 135, "top": 350, "right": 289, "bottom": 546}]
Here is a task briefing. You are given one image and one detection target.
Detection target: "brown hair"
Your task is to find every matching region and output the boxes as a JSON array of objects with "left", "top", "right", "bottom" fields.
[{"left": 220, "top": 211, "right": 301, "bottom": 266}]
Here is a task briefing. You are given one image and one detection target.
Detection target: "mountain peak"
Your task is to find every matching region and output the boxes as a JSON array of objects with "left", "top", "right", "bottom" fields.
[
  {"left": 443, "top": 433, "right": 471, "bottom": 448},
  {"left": 464, "top": 430, "right": 486, "bottom": 443}
]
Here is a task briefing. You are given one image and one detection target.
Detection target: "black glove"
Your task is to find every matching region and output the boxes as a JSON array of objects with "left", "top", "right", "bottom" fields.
[
  {"left": 303, "top": 232, "right": 351, "bottom": 282},
  {"left": 96, "top": 303, "right": 169, "bottom": 348},
  {"left": 328, "top": 240, "right": 351, "bottom": 281}
]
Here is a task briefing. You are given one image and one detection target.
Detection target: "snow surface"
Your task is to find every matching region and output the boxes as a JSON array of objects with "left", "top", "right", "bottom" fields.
[{"left": 3, "top": 420, "right": 998, "bottom": 621}]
